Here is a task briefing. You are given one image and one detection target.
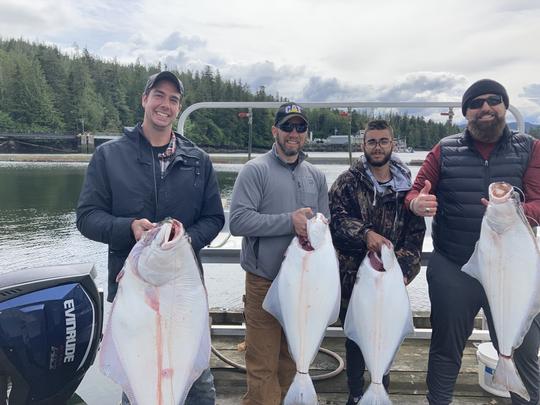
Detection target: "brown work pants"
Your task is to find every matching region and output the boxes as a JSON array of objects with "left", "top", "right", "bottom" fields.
[{"left": 242, "top": 272, "right": 296, "bottom": 405}]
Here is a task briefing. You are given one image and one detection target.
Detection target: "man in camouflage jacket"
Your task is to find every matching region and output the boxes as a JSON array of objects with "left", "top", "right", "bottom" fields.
[{"left": 329, "top": 119, "right": 425, "bottom": 405}]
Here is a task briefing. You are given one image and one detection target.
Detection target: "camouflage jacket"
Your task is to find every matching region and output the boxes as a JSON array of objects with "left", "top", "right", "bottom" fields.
[{"left": 329, "top": 157, "right": 426, "bottom": 305}]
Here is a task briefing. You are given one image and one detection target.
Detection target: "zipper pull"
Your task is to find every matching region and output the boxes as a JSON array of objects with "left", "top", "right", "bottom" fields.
[{"left": 484, "top": 160, "right": 489, "bottom": 167}]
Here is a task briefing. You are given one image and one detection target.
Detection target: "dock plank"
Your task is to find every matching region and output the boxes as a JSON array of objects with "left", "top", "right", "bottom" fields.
[
  {"left": 210, "top": 336, "right": 510, "bottom": 403},
  {"left": 211, "top": 337, "right": 481, "bottom": 373},
  {"left": 75, "top": 335, "right": 509, "bottom": 404},
  {"left": 216, "top": 393, "right": 511, "bottom": 405}
]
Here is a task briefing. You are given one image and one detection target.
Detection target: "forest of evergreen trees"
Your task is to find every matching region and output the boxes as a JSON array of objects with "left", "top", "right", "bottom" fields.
[{"left": 0, "top": 38, "right": 476, "bottom": 149}]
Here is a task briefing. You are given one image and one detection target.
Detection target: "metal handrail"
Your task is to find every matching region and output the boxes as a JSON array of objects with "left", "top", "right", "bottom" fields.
[
  {"left": 177, "top": 101, "right": 525, "bottom": 135},
  {"left": 179, "top": 102, "right": 521, "bottom": 342}
]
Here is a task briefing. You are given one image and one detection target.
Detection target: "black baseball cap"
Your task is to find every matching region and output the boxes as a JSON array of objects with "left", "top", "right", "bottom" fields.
[
  {"left": 144, "top": 71, "right": 184, "bottom": 96},
  {"left": 274, "top": 102, "right": 309, "bottom": 126}
]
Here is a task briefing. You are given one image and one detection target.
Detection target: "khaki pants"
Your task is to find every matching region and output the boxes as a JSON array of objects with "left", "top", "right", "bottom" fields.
[{"left": 242, "top": 272, "right": 296, "bottom": 405}]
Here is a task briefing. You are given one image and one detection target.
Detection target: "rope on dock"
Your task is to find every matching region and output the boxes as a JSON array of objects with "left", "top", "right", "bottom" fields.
[
  {"left": 312, "top": 347, "right": 345, "bottom": 380},
  {"left": 210, "top": 345, "right": 345, "bottom": 380}
]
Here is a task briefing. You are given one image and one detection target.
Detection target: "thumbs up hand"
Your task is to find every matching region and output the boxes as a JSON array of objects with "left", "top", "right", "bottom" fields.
[
  {"left": 420, "top": 180, "right": 432, "bottom": 196},
  {"left": 411, "top": 180, "right": 438, "bottom": 217}
]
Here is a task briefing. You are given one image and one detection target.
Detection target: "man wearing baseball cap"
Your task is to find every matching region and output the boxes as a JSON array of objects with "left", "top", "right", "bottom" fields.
[
  {"left": 406, "top": 79, "right": 540, "bottom": 404},
  {"left": 229, "top": 102, "right": 330, "bottom": 404},
  {"left": 77, "top": 71, "right": 224, "bottom": 404}
]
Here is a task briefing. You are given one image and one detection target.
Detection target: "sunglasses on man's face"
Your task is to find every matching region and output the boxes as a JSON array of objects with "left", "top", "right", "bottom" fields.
[
  {"left": 278, "top": 122, "right": 308, "bottom": 133},
  {"left": 468, "top": 95, "right": 503, "bottom": 110}
]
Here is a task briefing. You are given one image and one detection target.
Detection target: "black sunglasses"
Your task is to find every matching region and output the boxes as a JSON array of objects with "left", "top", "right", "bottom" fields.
[
  {"left": 468, "top": 95, "right": 503, "bottom": 110},
  {"left": 278, "top": 122, "right": 308, "bottom": 133}
]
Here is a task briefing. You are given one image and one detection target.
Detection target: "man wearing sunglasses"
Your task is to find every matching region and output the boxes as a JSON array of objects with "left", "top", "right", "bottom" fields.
[
  {"left": 406, "top": 79, "right": 540, "bottom": 404},
  {"left": 329, "top": 119, "right": 426, "bottom": 404},
  {"left": 229, "top": 102, "right": 329, "bottom": 405}
]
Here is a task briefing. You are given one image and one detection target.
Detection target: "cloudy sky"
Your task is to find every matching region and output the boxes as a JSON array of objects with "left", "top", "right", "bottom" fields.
[{"left": 3, "top": 0, "right": 540, "bottom": 123}]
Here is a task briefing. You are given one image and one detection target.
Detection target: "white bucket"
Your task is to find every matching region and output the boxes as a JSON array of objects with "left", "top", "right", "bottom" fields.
[{"left": 476, "top": 342, "right": 511, "bottom": 398}]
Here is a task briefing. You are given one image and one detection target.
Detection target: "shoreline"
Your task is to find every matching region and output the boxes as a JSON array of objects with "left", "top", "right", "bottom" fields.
[{"left": 0, "top": 153, "right": 425, "bottom": 165}]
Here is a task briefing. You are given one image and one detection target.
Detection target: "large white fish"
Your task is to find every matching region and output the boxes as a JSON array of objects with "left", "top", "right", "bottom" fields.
[
  {"left": 263, "top": 213, "right": 341, "bottom": 405},
  {"left": 99, "top": 218, "right": 211, "bottom": 405},
  {"left": 345, "top": 245, "right": 414, "bottom": 405},
  {"left": 462, "top": 182, "right": 540, "bottom": 401}
]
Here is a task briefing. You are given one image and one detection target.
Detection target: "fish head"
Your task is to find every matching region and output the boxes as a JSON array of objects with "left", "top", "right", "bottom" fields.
[
  {"left": 132, "top": 218, "right": 186, "bottom": 286},
  {"left": 367, "top": 251, "right": 385, "bottom": 272},
  {"left": 486, "top": 182, "right": 518, "bottom": 233},
  {"left": 489, "top": 182, "right": 513, "bottom": 203},
  {"left": 306, "top": 213, "right": 329, "bottom": 249}
]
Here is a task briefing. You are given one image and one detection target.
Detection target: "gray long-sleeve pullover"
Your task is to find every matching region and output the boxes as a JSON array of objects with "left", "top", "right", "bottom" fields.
[{"left": 229, "top": 145, "right": 329, "bottom": 280}]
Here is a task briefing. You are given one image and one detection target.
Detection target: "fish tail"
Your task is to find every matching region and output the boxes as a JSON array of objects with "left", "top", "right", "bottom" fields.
[
  {"left": 359, "top": 382, "right": 392, "bottom": 405},
  {"left": 283, "top": 372, "right": 317, "bottom": 405},
  {"left": 494, "top": 356, "right": 530, "bottom": 402}
]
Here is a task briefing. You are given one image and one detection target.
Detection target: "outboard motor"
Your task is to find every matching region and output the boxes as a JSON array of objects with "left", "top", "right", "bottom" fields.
[{"left": 0, "top": 263, "right": 102, "bottom": 405}]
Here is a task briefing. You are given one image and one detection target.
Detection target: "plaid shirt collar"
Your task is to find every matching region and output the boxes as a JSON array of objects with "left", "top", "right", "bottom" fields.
[{"left": 157, "top": 133, "right": 176, "bottom": 176}]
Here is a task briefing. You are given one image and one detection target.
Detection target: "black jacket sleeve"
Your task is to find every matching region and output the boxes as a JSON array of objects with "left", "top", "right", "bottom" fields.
[
  {"left": 76, "top": 148, "right": 136, "bottom": 251},
  {"left": 185, "top": 155, "right": 225, "bottom": 252}
]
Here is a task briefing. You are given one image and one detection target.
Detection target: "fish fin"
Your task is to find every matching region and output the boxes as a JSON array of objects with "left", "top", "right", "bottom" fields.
[
  {"left": 461, "top": 243, "right": 482, "bottom": 281},
  {"left": 494, "top": 356, "right": 530, "bottom": 402},
  {"left": 283, "top": 372, "right": 317, "bottom": 405},
  {"left": 98, "top": 315, "right": 135, "bottom": 402},
  {"left": 185, "top": 318, "right": 212, "bottom": 400},
  {"left": 343, "top": 289, "right": 362, "bottom": 348},
  {"left": 329, "top": 282, "right": 341, "bottom": 325},
  {"left": 514, "top": 290, "right": 540, "bottom": 351},
  {"left": 359, "top": 382, "right": 392, "bottom": 405},
  {"left": 262, "top": 276, "right": 284, "bottom": 324},
  {"left": 116, "top": 268, "right": 125, "bottom": 282}
]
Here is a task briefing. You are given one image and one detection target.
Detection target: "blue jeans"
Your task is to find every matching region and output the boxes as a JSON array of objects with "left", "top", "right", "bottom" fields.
[{"left": 121, "top": 367, "right": 216, "bottom": 404}]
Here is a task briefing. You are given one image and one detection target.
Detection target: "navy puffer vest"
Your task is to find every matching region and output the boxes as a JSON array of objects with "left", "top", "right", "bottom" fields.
[{"left": 432, "top": 127, "right": 533, "bottom": 265}]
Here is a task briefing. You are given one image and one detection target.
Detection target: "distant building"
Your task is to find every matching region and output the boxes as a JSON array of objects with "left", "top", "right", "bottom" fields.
[{"left": 325, "top": 133, "right": 363, "bottom": 145}]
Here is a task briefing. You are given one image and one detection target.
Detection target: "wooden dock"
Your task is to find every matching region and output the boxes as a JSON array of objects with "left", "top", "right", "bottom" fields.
[
  {"left": 71, "top": 310, "right": 504, "bottom": 404},
  {"left": 210, "top": 335, "right": 511, "bottom": 405},
  {"left": 72, "top": 332, "right": 510, "bottom": 404}
]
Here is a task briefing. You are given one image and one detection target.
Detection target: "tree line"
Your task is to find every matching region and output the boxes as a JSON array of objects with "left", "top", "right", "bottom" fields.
[{"left": 0, "top": 38, "right": 466, "bottom": 149}]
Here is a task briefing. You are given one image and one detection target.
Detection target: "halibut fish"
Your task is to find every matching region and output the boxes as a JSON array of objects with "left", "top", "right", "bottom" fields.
[
  {"left": 345, "top": 245, "right": 414, "bottom": 405},
  {"left": 263, "top": 213, "right": 341, "bottom": 405},
  {"left": 99, "top": 219, "right": 211, "bottom": 405},
  {"left": 462, "top": 182, "right": 540, "bottom": 401}
]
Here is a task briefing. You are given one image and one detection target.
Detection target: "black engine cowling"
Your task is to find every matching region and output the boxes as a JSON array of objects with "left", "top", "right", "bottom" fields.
[{"left": 0, "top": 263, "right": 102, "bottom": 405}]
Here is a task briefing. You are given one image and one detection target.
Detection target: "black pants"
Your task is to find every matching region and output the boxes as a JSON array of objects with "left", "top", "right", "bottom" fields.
[
  {"left": 426, "top": 250, "right": 540, "bottom": 405},
  {"left": 340, "top": 307, "right": 390, "bottom": 397}
]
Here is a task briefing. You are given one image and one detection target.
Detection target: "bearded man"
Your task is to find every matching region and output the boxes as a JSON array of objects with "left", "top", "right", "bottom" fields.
[
  {"left": 406, "top": 79, "right": 540, "bottom": 405},
  {"left": 229, "top": 102, "right": 330, "bottom": 405},
  {"left": 329, "top": 119, "right": 426, "bottom": 404}
]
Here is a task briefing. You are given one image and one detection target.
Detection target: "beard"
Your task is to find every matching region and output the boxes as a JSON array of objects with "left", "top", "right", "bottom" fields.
[
  {"left": 365, "top": 150, "right": 392, "bottom": 167},
  {"left": 276, "top": 137, "right": 301, "bottom": 156},
  {"left": 468, "top": 112, "right": 506, "bottom": 143}
]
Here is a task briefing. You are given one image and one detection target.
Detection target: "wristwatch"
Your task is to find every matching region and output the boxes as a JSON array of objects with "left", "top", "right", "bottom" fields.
[{"left": 362, "top": 227, "right": 372, "bottom": 241}]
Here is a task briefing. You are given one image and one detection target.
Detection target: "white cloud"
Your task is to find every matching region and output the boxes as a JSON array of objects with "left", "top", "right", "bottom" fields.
[{"left": 1, "top": 0, "right": 539, "bottom": 123}]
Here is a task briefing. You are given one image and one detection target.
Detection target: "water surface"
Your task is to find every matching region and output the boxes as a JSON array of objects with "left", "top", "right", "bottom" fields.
[{"left": 0, "top": 152, "right": 431, "bottom": 311}]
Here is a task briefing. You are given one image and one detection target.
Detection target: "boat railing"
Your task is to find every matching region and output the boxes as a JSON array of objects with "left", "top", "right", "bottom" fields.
[
  {"left": 203, "top": 211, "right": 491, "bottom": 341},
  {"left": 178, "top": 101, "right": 525, "bottom": 165},
  {"left": 180, "top": 102, "right": 521, "bottom": 341}
]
